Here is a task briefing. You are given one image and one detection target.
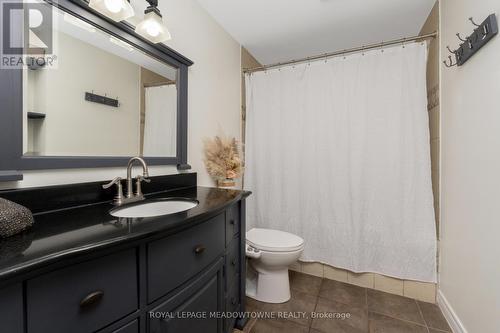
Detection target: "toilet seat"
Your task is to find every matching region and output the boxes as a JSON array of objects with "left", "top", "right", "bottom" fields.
[{"left": 246, "top": 228, "right": 304, "bottom": 252}]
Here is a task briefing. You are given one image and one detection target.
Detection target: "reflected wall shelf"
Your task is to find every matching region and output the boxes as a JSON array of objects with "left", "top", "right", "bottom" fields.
[
  {"left": 0, "top": 171, "right": 23, "bottom": 181},
  {"left": 27, "top": 112, "right": 46, "bottom": 120}
]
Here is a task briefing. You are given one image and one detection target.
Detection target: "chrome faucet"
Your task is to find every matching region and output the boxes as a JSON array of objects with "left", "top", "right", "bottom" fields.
[{"left": 103, "top": 157, "right": 151, "bottom": 206}]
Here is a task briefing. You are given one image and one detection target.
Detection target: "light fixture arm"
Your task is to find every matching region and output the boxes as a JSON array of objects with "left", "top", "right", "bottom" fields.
[{"left": 144, "top": 0, "right": 161, "bottom": 16}]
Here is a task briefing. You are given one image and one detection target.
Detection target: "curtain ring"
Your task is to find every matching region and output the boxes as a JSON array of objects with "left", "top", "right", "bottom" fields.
[
  {"left": 402, "top": 37, "right": 406, "bottom": 48},
  {"left": 380, "top": 41, "right": 384, "bottom": 53}
]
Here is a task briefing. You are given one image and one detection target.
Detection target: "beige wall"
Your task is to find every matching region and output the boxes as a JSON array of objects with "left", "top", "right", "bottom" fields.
[
  {"left": 163, "top": 0, "right": 241, "bottom": 187},
  {"left": 420, "top": 2, "right": 440, "bottom": 239},
  {"left": 440, "top": 0, "right": 500, "bottom": 332},
  {"left": 0, "top": 0, "right": 241, "bottom": 189}
]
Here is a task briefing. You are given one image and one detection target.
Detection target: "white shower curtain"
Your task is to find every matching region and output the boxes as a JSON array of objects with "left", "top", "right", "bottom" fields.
[
  {"left": 245, "top": 42, "right": 437, "bottom": 282},
  {"left": 143, "top": 85, "right": 177, "bottom": 156}
]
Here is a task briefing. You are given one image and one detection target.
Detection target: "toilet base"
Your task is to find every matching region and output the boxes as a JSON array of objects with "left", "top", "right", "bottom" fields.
[{"left": 246, "top": 264, "right": 291, "bottom": 303}]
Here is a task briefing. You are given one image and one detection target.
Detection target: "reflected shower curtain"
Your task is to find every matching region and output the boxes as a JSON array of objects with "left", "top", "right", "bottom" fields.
[
  {"left": 244, "top": 43, "right": 437, "bottom": 282},
  {"left": 143, "top": 85, "right": 177, "bottom": 156}
]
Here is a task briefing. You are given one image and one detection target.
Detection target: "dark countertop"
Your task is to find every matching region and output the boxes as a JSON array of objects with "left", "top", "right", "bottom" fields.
[{"left": 0, "top": 186, "right": 250, "bottom": 282}]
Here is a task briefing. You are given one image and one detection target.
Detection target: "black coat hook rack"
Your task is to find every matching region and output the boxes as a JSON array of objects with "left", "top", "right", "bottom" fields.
[
  {"left": 443, "top": 13, "right": 498, "bottom": 67},
  {"left": 85, "top": 91, "right": 120, "bottom": 108}
]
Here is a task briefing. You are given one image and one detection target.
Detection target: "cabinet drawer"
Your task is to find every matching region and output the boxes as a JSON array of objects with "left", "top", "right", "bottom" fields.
[
  {"left": 149, "top": 260, "right": 223, "bottom": 333},
  {"left": 225, "top": 204, "right": 240, "bottom": 244},
  {"left": 148, "top": 214, "right": 225, "bottom": 302},
  {"left": 225, "top": 237, "right": 240, "bottom": 289},
  {"left": 27, "top": 249, "right": 138, "bottom": 333},
  {"left": 112, "top": 319, "right": 139, "bottom": 333},
  {"left": 0, "top": 283, "right": 23, "bottom": 333}
]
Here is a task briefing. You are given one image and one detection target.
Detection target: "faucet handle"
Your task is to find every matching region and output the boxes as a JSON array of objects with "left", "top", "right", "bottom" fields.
[
  {"left": 136, "top": 175, "right": 151, "bottom": 183},
  {"left": 103, "top": 177, "right": 125, "bottom": 205},
  {"left": 102, "top": 177, "right": 122, "bottom": 189},
  {"left": 134, "top": 175, "right": 151, "bottom": 198}
]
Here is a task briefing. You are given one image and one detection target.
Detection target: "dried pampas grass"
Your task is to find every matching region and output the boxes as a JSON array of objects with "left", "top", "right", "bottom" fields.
[{"left": 204, "top": 136, "right": 242, "bottom": 180}]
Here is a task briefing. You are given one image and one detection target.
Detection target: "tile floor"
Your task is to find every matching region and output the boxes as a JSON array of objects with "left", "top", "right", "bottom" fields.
[{"left": 237, "top": 271, "right": 451, "bottom": 333}]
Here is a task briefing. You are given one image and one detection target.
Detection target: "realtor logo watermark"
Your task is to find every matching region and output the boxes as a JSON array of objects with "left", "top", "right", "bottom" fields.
[{"left": 1, "top": 0, "right": 57, "bottom": 69}]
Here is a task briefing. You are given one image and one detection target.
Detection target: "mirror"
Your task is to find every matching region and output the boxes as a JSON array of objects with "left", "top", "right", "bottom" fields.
[{"left": 23, "top": 7, "right": 178, "bottom": 158}]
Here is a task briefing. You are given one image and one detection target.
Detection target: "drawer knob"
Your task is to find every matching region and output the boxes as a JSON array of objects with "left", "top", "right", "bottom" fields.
[
  {"left": 231, "top": 298, "right": 237, "bottom": 305},
  {"left": 80, "top": 290, "right": 104, "bottom": 308},
  {"left": 231, "top": 259, "right": 237, "bottom": 266},
  {"left": 194, "top": 245, "right": 206, "bottom": 254},
  {"left": 229, "top": 219, "right": 235, "bottom": 225}
]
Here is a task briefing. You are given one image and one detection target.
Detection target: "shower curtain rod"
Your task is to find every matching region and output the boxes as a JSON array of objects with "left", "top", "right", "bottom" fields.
[{"left": 243, "top": 31, "right": 438, "bottom": 74}]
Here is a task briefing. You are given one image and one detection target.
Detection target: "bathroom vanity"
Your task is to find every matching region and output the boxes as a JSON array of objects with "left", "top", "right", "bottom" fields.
[
  {"left": 0, "top": 0, "right": 251, "bottom": 330},
  {"left": 0, "top": 173, "right": 250, "bottom": 333}
]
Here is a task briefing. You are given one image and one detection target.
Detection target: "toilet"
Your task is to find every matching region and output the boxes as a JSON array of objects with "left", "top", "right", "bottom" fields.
[{"left": 245, "top": 228, "right": 304, "bottom": 303}]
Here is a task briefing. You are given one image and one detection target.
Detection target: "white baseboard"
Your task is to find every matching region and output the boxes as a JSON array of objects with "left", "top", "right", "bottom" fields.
[{"left": 436, "top": 289, "right": 467, "bottom": 333}]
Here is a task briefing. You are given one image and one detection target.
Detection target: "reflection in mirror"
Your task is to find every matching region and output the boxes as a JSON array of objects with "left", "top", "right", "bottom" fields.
[{"left": 23, "top": 6, "right": 178, "bottom": 158}]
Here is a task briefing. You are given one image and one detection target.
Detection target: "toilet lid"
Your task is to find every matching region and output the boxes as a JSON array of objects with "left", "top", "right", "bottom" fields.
[{"left": 246, "top": 228, "right": 304, "bottom": 252}]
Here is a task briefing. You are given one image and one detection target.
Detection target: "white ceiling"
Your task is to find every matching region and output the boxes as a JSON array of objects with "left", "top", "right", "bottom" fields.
[{"left": 196, "top": 0, "right": 436, "bottom": 65}]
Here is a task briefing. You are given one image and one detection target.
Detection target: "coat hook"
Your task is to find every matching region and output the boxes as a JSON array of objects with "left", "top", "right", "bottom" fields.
[
  {"left": 469, "top": 17, "right": 480, "bottom": 27},
  {"left": 442, "top": 55, "right": 457, "bottom": 68},
  {"left": 446, "top": 45, "right": 457, "bottom": 54},
  {"left": 456, "top": 33, "right": 467, "bottom": 42},
  {"left": 469, "top": 17, "right": 489, "bottom": 36}
]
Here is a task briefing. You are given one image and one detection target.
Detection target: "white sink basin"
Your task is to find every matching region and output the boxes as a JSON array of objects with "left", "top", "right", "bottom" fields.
[{"left": 110, "top": 199, "right": 198, "bottom": 218}]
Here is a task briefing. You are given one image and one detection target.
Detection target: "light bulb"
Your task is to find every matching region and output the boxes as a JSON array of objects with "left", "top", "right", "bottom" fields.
[
  {"left": 135, "top": 10, "right": 171, "bottom": 43},
  {"left": 145, "top": 21, "right": 161, "bottom": 37},
  {"left": 104, "top": 0, "right": 123, "bottom": 13}
]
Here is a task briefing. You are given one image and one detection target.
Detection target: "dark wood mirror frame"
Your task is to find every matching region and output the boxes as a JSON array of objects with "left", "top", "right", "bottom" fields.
[{"left": 0, "top": 0, "right": 193, "bottom": 181}]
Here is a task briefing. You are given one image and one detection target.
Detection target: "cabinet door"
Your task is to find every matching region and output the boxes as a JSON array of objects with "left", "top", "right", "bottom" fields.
[
  {"left": 0, "top": 283, "right": 23, "bottom": 333},
  {"left": 149, "top": 259, "right": 223, "bottom": 333}
]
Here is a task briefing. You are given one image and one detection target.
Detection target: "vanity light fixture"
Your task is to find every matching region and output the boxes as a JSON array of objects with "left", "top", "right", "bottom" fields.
[
  {"left": 134, "top": 0, "right": 171, "bottom": 43},
  {"left": 88, "top": 0, "right": 135, "bottom": 22}
]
